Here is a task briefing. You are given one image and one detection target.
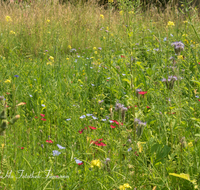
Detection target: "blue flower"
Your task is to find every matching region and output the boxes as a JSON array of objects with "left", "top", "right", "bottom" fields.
[
  {"left": 164, "top": 37, "right": 167, "bottom": 42},
  {"left": 57, "top": 144, "right": 66, "bottom": 149},
  {"left": 80, "top": 115, "right": 86, "bottom": 119},
  {"left": 14, "top": 75, "right": 19, "bottom": 78},
  {"left": 53, "top": 150, "right": 61, "bottom": 156}
]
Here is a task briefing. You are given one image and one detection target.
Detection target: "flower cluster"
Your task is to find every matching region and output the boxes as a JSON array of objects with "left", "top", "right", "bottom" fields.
[
  {"left": 134, "top": 118, "right": 147, "bottom": 138},
  {"left": 171, "top": 41, "right": 184, "bottom": 55},
  {"left": 162, "top": 76, "right": 179, "bottom": 89}
]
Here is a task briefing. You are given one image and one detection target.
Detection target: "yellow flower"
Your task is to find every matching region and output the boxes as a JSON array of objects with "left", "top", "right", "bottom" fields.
[
  {"left": 177, "top": 55, "right": 184, "bottom": 60},
  {"left": 188, "top": 142, "right": 193, "bottom": 147},
  {"left": 66, "top": 58, "right": 69, "bottom": 60},
  {"left": 184, "top": 39, "right": 189, "bottom": 44},
  {"left": 100, "top": 14, "right": 104, "bottom": 19},
  {"left": 49, "top": 56, "right": 54, "bottom": 62},
  {"left": 119, "top": 11, "right": 123, "bottom": 15},
  {"left": 167, "top": 21, "right": 175, "bottom": 27},
  {"left": 100, "top": 108, "right": 104, "bottom": 110},
  {"left": 10, "top": 30, "right": 16, "bottom": 35},
  {"left": 94, "top": 51, "right": 97, "bottom": 54},
  {"left": 183, "top": 20, "right": 188, "bottom": 23},
  {"left": 91, "top": 159, "right": 101, "bottom": 168},
  {"left": 46, "top": 19, "right": 50, "bottom": 23},
  {"left": 5, "top": 16, "right": 12, "bottom": 22},
  {"left": 1, "top": 144, "right": 4, "bottom": 149},
  {"left": 68, "top": 45, "right": 71, "bottom": 49},
  {"left": 182, "top": 34, "right": 188, "bottom": 37},
  {"left": 90, "top": 57, "right": 94, "bottom": 59},
  {"left": 4, "top": 79, "right": 11, "bottom": 83},
  {"left": 128, "top": 11, "right": 134, "bottom": 14},
  {"left": 47, "top": 62, "right": 52, "bottom": 65},
  {"left": 137, "top": 142, "right": 146, "bottom": 153},
  {"left": 103, "top": 37, "right": 106, "bottom": 40},
  {"left": 93, "top": 47, "right": 97, "bottom": 50},
  {"left": 119, "top": 183, "right": 132, "bottom": 190},
  {"left": 108, "top": 0, "right": 113, "bottom": 2}
]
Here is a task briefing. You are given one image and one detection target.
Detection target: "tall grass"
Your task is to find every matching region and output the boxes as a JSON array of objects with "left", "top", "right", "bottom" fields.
[{"left": 0, "top": 0, "right": 200, "bottom": 189}]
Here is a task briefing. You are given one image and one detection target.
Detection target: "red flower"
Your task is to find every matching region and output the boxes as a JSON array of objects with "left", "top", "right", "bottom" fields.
[
  {"left": 138, "top": 91, "right": 147, "bottom": 95},
  {"left": 90, "top": 138, "right": 106, "bottom": 146},
  {"left": 147, "top": 106, "right": 150, "bottom": 109},
  {"left": 110, "top": 125, "right": 116, "bottom": 128},
  {"left": 46, "top": 140, "right": 53, "bottom": 143},
  {"left": 89, "top": 126, "right": 96, "bottom": 130},
  {"left": 6, "top": 92, "right": 10, "bottom": 95},
  {"left": 110, "top": 120, "right": 123, "bottom": 125},
  {"left": 35, "top": 116, "right": 38, "bottom": 119},
  {"left": 107, "top": 80, "right": 109, "bottom": 82},
  {"left": 78, "top": 162, "right": 83, "bottom": 165},
  {"left": 198, "top": 62, "right": 200, "bottom": 64},
  {"left": 41, "top": 118, "right": 46, "bottom": 121},
  {"left": 21, "top": 147, "right": 24, "bottom": 150},
  {"left": 198, "top": 99, "right": 200, "bottom": 101},
  {"left": 78, "top": 129, "right": 84, "bottom": 134},
  {"left": 40, "top": 114, "right": 45, "bottom": 117},
  {"left": 121, "top": 55, "right": 126, "bottom": 58},
  {"left": 134, "top": 151, "right": 139, "bottom": 156}
]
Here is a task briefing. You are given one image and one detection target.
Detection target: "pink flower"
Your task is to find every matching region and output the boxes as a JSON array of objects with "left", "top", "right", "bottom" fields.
[
  {"left": 41, "top": 118, "right": 46, "bottom": 121},
  {"left": 89, "top": 126, "right": 96, "bottom": 130},
  {"left": 46, "top": 140, "right": 53, "bottom": 143},
  {"left": 147, "top": 106, "right": 150, "bottom": 109},
  {"left": 40, "top": 114, "right": 45, "bottom": 117},
  {"left": 21, "top": 147, "right": 24, "bottom": 150},
  {"left": 110, "top": 125, "right": 116, "bottom": 128}
]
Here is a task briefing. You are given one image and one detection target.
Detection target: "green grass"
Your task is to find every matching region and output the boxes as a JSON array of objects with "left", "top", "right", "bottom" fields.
[{"left": 0, "top": 0, "right": 200, "bottom": 189}]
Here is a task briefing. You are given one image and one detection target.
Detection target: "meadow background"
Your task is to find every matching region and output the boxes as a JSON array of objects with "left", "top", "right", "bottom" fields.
[{"left": 0, "top": 0, "right": 200, "bottom": 189}]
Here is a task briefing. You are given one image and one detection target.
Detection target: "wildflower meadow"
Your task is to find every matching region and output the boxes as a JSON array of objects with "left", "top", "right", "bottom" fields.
[{"left": 0, "top": 0, "right": 200, "bottom": 189}]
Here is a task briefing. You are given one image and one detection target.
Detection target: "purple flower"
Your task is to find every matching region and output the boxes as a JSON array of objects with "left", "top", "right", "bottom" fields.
[
  {"left": 14, "top": 75, "right": 19, "bottom": 78},
  {"left": 171, "top": 41, "right": 184, "bottom": 54}
]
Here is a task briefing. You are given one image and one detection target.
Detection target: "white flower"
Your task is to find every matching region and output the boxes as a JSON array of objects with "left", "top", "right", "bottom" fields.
[
  {"left": 101, "top": 119, "right": 106, "bottom": 121},
  {"left": 53, "top": 150, "right": 61, "bottom": 156},
  {"left": 80, "top": 115, "right": 86, "bottom": 119},
  {"left": 74, "top": 158, "right": 83, "bottom": 165},
  {"left": 122, "top": 74, "right": 126, "bottom": 76},
  {"left": 41, "top": 104, "right": 45, "bottom": 107},
  {"left": 66, "top": 118, "right": 71, "bottom": 121},
  {"left": 57, "top": 144, "right": 66, "bottom": 149},
  {"left": 91, "top": 84, "right": 95, "bottom": 86},
  {"left": 92, "top": 116, "right": 98, "bottom": 120},
  {"left": 29, "top": 95, "right": 33, "bottom": 97},
  {"left": 107, "top": 77, "right": 111, "bottom": 79},
  {"left": 109, "top": 120, "right": 114, "bottom": 123},
  {"left": 86, "top": 114, "right": 93, "bottom": 116}
]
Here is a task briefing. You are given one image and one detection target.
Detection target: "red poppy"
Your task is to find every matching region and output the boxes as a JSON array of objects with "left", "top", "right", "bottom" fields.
[
  {"left": 138, "top": 91, "right": 147, "bottom": 95},
  {"left": 107, "top": 80, "right": 109, "bottom": 82},
  {"left": 198, "top": 99, "right": 200, "bottom": 101},
  {"left": 21, "top": 147, "right": 24, "bottom": 150},
  {"left": 41, "top": 118, "right": 46, "bottom": 121},
  {"left": 110, "top": 120, "right": 123, "bottom": 125},
  {"left": 198, "top": 62, "right": 200, "bottom": 64},
  {"left": 135, "top": 105, "right": 137, "bottom": 107},
  {"left": 110, "top": 125, "right": 116, "bottom": 128},
  {"left": 90, "top": 138, "right": 106, "bottom": 146},
  {"left": 46, "top": 140, "right": 53, "bottom": 143},
  {"left": 78, "top": 162, "right": 83, "bottom": 165},
  {"left": 121, "top": 55, "right": 126, "bottom": 58},
  {"left": 147, "top": 106, "right": 150, "bottom": 109},
  {"left": 35, "top": 116, "right": 38, "bottom": 119},
  {"left": 89, "top": 126, "right": 96, "bottom": 130},
  {"left": 40, "top": 114, "right": 45, "bottom": 117}
]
